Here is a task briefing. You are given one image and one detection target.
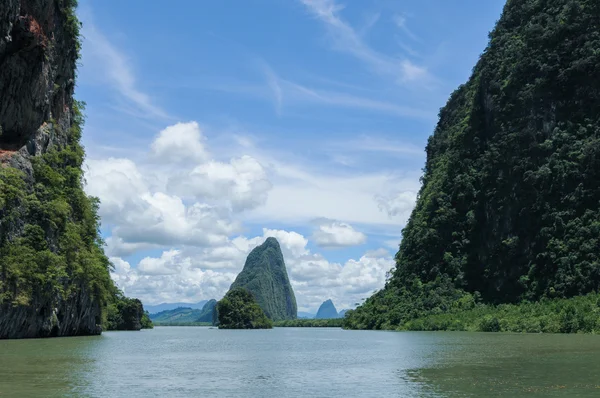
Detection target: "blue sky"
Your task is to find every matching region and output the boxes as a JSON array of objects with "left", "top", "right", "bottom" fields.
[{"left": 77, "top": 0, "right": 505, "bottom": 312}]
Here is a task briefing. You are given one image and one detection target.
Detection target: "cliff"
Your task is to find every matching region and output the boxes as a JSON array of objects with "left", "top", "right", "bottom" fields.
[
  {"left": 196, "top": 299, "right": 217, "bottom": 323},
  {"left": 315, "top": 299, "right": 339, "bottom": 319},
  {"left": 0, "top": 0, "right": 144, "bottom": 338},
  {"left": 345, "top": 0, "right": 600, "bottom": 330},
  {"left": 229, "top": 237, "right": 297, "bottom": 321}
]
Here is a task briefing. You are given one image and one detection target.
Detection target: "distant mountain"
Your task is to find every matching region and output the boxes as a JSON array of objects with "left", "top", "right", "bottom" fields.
[
  {"left": 315, "top": 299, "right": 339, "bottom": 319},
  {"left": 338, "top": 309, "right": 349, "bottom": 318},
  {"left": 149, "top": 307, "right": 203, "bottom": 323},
  {"left": 196, "top": 299, "right": 217, "bottom": 323},
  {"left": 297, "top": 312, "right": 315, "bottom": 319},
  {"left": 229, "top": 237, "right": 297, "bottom": 321},
  {"left": 145, "top": 300, "right": 208, "bottom": 315}
]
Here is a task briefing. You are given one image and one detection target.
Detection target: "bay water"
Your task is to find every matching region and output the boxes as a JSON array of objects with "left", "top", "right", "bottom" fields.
[{"left": 1, "top": 327, "right": 599, "bottom": 397}]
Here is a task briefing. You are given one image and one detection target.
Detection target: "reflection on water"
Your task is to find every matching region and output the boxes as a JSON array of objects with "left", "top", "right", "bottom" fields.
[
  {"left": 1, "top": 328, "right": 599, "bottom": 397},
  {"left": 401, "top": 332, "right": 600, "bottom": 397}
]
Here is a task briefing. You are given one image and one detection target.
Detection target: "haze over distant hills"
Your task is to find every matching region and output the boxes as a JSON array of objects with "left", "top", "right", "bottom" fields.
[{"left": 145, "top": 301, "right": 208, "bottom": 315}]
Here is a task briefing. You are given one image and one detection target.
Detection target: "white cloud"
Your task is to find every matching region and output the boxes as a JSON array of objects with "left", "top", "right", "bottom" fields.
[
  {"left": 400, "top": 60, "right": 429, "bottom": 84},
  {"left": 256, "top": 62, "right": 432, "bottom": 119},
  {"left": 393, "top": 13, "right": 420, "bottom": 42},
  {"left": 151, "top": 122, "right": 209, "bottom": 163},
  {"left": 85, "top": 121, "right": 417, "bottom": 311},
  {"left": 376, "top": 190, "right": 418, "bottom": 224},
  {"left": 110, "top": 228, "right": 394, "bottom": 312},
  {"left": 168, "top": 155, "right": 272, "bottom": 212},
  {"left": 300, "top": 0, "right": 431, "bottom": 85},
  {"left": 138, "top": 250, "right": 185, "bottom": 276},
  {"left": 80, "top": 13, "right": 168, "bottom": 119},
  {"left": 245, "top": 167, "right": 421, "bottom": 227},
  {"left": 312, "top": 219, "right": 367, "bottom": 248}
]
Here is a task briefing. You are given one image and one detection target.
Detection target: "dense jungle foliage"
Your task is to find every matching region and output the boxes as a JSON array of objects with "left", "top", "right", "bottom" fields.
[
  {"left": 216, "top": 288, "right": 273, "bottom": 329},
  {"left": 345, "top": 0, "right": 600, "bottom": 331},
  {"left": 0, "top": 103, "right": 115, "bottom": 310}
]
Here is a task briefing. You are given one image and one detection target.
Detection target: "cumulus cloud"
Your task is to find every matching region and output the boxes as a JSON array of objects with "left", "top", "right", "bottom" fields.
[
  {"left": 376, "top": 190, "right": 418, "bottom": 224},
  {"left": 151, "top": 122, "right": 209, "bottom": 164},
  {"left": 168, "top": 155, "right": 272, "bottom": 211},
  {"left": 86, "top": 120, "right": 411, "bottom": 312},
  {"left": 311, "top": 218, "right": 367, "bottom": 248},
  {"left": 109, "top": 227, "right": 394, "bottom": 311}
]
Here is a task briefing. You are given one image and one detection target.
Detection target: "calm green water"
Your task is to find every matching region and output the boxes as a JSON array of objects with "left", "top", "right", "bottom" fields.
[{"left": 1, "top": 327, "right": 600, "bottom": 397}]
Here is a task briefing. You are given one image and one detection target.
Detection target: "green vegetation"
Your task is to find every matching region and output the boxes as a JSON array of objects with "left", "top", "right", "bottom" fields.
[
  {"left": 216, "top": 288, "right": 273, "bottom": 329},
  {"left": 197, "top": 299, "right": 217, "bottom": 323},
  {"left": 0, "top": 0, "right": 149, "bottom": 334},
  {"left": 105, "top": 290, "right": 153, "bottom": 330},
  {"left": 149, "top": 300, "right": 217, "bottom": 325},
  {"left": 346, "top": 0, "right": 600, "bottom": 332},
  {"left": 150, "top": 307, "right": 204, "bottom": 323},
  {"left": 0, "top": 102, "right": 114, "bottom": 310},
  {"left": 229, "top": 237, "right": 297, "bottom": 321},
  {"left": 274, "top": 318, "right": 343, "bottom": 328}
]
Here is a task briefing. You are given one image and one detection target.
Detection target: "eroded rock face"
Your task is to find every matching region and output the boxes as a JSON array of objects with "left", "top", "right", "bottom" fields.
[
  {"left": 229, "top": 238, "right": 297, "bottom": 321},
  {"left": 0, "top": 282, "right": 101, "bottom": 339},
  {"left": 0, "top": 0, "right": 75, "bottom": 153},
  {"left": 0, "top": 0, "right": 102, "bottom": 339}
]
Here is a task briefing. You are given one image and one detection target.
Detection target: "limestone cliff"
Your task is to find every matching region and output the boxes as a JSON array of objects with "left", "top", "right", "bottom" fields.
[
  {"left": 315, "top": 299, "right": 339, "bottom": 319},
  {"left": 229, "top": 238, "right": 297, "bottom": 321},
  {"left": 0, "top": 0, "right": 132, "bottom": 339}
]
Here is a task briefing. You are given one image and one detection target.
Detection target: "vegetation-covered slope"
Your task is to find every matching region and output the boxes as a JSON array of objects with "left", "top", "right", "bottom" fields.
[
  {"left": 216, "top": 288, "right": 273, "bottom": 329},
  {"left": 150, "top": 307, "right": 203, "bottom": 323},
  {"left": 149, "top": 300, "right": 216, "bottom": 325},
  {"left": 345, "top": 0, "right": 600, "bottom": 331},
  {"left": 0, "top": 0, "right": 149, "bottom": 338},
  {"left": 197, "top": 299, "right": 217, "bottom": 323},
  {"left": 229, "top": 238, "right": 297, "bottom": 321}
]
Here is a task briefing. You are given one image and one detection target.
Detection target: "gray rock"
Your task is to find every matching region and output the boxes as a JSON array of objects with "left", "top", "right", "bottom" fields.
[{"left": 0, "top": 0, "right": 101, "bottom": 339}]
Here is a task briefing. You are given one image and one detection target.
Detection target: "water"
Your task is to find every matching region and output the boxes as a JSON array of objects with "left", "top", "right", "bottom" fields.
[{"left": 1, "top": 327, "right": 600, "bottom": 397}]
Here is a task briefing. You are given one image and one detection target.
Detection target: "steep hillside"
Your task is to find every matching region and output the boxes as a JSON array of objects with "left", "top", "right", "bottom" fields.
[
  {"left": 150, "top": 307, "right": 203, "bottom": 323},
  {"left": 345, "top": 0, "right": 600, "bottom": 330},
  {"left": 0, "top": 0, "right": 147, "bottom": 338},
  {"left": 229, "top": 237, "right": 297, "bottom": 321},
  {"left": 315, "top": 299, "right": 339, "bottom": 319},
  {"left": 196, "top": 299, "right": 217, "bottom": 323}
]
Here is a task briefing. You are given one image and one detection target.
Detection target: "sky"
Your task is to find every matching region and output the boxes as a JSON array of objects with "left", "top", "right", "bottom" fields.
[{"left": 76, "top": 0, "right": 505, "bottom": 312}]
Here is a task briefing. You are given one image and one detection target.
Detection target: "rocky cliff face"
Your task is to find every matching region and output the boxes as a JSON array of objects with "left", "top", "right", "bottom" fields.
[
  {"left": 229, "top": 238, "right": 297, "bottom": 321},
  {"left": 315, "top": 299, "right": 339, "bottom": 319},
  {"left": 0, "top": 0, "right": 110, "bottom": 339},
  {"left": 0, "top": 0, "right": 76, "bottom": 164}
]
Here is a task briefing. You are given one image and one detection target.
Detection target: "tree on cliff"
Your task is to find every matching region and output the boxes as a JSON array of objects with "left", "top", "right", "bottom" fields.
[{"left": 216, "top": 288, "right": 273, "bottom": 329}]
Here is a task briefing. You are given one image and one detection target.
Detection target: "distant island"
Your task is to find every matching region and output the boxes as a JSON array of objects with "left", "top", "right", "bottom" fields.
[{"left": 223, "top": 237, "right": 297, "bottom": 325}]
